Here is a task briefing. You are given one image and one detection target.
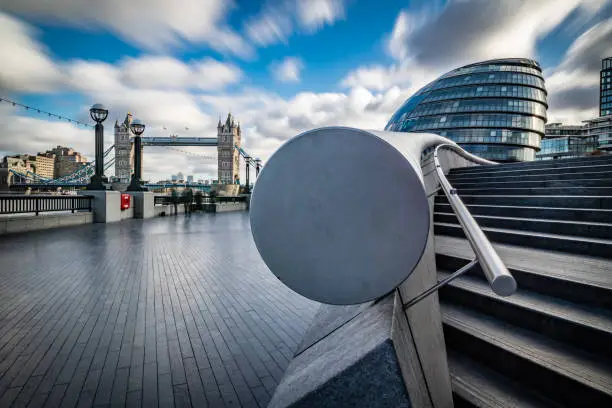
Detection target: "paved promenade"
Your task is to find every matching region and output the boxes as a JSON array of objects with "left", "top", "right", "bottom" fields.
[{"left": 0, "top": 213, "right": 320, "bottom": 408}]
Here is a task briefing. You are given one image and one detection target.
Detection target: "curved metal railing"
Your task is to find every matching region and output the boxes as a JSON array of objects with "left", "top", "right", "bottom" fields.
[{"left": 433, "top": 143, "right": 517, "bottom": 296}]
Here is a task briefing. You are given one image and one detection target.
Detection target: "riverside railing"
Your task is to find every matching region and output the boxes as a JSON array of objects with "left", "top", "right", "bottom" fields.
[{"left": 0, "top": 195, "right": 93, "bottom": 216}]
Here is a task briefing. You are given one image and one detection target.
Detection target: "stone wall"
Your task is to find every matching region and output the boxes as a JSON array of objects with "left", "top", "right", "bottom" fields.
[{"left": 0, "top": 212, "right": 93, "bottom": 235}]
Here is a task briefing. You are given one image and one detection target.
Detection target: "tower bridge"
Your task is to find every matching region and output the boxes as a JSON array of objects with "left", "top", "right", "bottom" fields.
[{"left": 7, "top": 112, "right": 261, "bottom": 190}]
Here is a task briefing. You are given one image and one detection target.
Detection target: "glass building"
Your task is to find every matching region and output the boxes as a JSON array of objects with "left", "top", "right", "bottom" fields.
[
  {"left": 601, "top": 57, "right": 612, "bottom": 117},
  {"left": 385, "top": 58, "right": 548, "bottom": 162},
  {"left": 583, "top": 115, "right": 612, "bottom": 152}
]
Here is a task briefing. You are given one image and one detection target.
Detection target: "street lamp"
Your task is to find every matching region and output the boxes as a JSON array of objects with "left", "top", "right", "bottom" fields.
[
  {"left": 244, "top": 155, "right": 251, "bottom": 194},
  {"left": 86, "top": 103, "right": 109, "bottom": 190},
  {"left": 255, "top": 158, "right": 262, "bottom": 178},
  {"left": 127, "top": 118, "right": 147, "bottom": 191}
]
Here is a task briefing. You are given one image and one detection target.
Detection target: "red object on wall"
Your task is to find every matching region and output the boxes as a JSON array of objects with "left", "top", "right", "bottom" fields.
[{"left": 121, "top": 194, "right": 131, "bottom": 210}]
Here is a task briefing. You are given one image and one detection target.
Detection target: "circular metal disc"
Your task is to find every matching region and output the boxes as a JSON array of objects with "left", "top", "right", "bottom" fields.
[{"left": 249, "top": 127, "right": 430, "bottom": 305}]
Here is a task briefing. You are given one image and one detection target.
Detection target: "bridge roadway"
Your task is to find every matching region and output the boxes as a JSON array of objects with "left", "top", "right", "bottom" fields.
[{"left": 0, "top": 213, "right": 319, "bottom": 407}]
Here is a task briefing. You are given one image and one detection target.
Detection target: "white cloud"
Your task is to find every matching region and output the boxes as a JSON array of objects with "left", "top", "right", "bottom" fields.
[
  {"left": 271, "top": 57, "right": 304, "bottom": 82},
  {"left": 296, "top": 0, "right": 345, "bottom": 31},
  {"left": 385, "top": 0, "right": 606, "bottom": 70},
  {"left": 546, "top": 18, "right": 612, "bottom": 123},
  {"left": 0, "top": 0, "right": 253, "bottom": 57},
  {"left": 0, "top": 12, "right": 63, "bottom": 93},
  {"left": 244, "top": 9, "right": 293, "bottom": 46},
  {"left": 120, "top": 56, "right": 242, "bottom": 91},
  {"left": 244, "top": 0, "right": 345, "bottom": 46}
]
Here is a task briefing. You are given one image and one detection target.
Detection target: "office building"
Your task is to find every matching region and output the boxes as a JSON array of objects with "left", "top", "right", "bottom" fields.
[
  {"left": 601, "top": 57, "right": 612, "bottom": 117},
  {"left": 386, "top": 58, "right": 547, "bottom": 162},
  {"left": 583, "top": 115, "right": 612, "bottom": 151}
]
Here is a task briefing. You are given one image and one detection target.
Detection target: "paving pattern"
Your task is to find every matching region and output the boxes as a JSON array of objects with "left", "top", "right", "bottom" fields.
[{"left": 0, "top": 212, "right": 320, "bottom": 408}]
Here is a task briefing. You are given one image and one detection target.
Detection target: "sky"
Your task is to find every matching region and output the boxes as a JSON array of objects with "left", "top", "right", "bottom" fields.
[{"left": 1, "top": 0, "right": 612, "bottom": 182}]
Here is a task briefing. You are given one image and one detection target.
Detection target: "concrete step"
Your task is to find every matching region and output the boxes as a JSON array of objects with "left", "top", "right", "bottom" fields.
[
  {"left": 450, "top": 178, "right": 612, "bottom": 189},
  {"left": 434, "top": 222, "right": 612, "bottom": 259},
  {"left": 438, "top": 271, "right": 612, "bottom": 359},
  {"left": 448, "top": 351, "right": 563, "bottom": 408},
  {"left": 434, "top": 212, "right": 612, "bottom": 239},
  {"left": 451, "top": 155, "right": 612, "bottom": 173},
  {"left": 447, "top": 170, "right": 612, "bottom": 183},
  {"left": 435, "top": 238, "right": 612, "bottom": 309},
  {"left": 434, "top": 203, "right": 612, "bottom": 223},
  {"left": 442, "top": 303, "right": 612, "bottom": 407},
  {"left": 435, "top": 194, "right": 612, "bottom": 209},
  {"left": 455, "top": 186, "right": 612, "bottom": 196},
  {"left": 450, "top": 162, "right": 612, "bottom": 177}
]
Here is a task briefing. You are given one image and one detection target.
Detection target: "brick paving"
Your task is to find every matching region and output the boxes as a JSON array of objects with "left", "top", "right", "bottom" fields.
[{"left": 0, "top": 212, "right": 320, "bottom": 407}]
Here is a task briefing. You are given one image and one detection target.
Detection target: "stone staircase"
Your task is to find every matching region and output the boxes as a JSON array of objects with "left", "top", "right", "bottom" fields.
[{"left": 433, "top": 155, "right": 612, "bottom": 407}]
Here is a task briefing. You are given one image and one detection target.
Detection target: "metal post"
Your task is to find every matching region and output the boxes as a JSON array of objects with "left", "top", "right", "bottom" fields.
[
  {"left": 127, "top": 119, "right": 147, "bottom": 192},
  {"left": 255, "top": 161, "right": 261, "bottom": 177},
  {"left": 87, "top": 123, "right": 106, "bottom": 190},
  {"left": 245, "top": 158, "right": 250, "bottom": 194}
]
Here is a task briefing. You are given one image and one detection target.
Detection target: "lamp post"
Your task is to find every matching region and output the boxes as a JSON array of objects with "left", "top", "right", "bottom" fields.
[
  {"left": 255, "top": 158, "right": 262, "bottom": 178},
  {"left": 127, "top": 118, "right": 147, "bottom": 191},
  {"left": 244, "top": 155, "right": 251, "bottom": 194},
  {"left": 86, "top": 103, "right": 109, "bottom": 190}
]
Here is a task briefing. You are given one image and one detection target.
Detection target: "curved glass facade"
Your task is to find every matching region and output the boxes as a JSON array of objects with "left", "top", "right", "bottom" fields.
[{"left": 385, "top": 58, "right": 548, "bottom": 162}]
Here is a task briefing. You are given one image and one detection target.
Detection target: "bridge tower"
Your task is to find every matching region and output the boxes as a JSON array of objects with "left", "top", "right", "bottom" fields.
[
  {"left": 114, "top": 113, "right": 133, "bottom": 188},
  {"left": 217, "top": 113, "right": 241, "bottom": 184}
]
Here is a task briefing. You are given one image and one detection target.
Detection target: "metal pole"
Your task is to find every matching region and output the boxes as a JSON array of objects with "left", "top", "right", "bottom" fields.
[
  {"left": 127, "top": 135, "right": 145, "bottom": 191},
  {"left": 96, "top": 123, "right": 103, "bottom": 180},
  {"left": 245, "top": 159, "right": 250, "bottom": 193},
  {"left": 87, "top": 123, "right": 106, "bottom": 190}
]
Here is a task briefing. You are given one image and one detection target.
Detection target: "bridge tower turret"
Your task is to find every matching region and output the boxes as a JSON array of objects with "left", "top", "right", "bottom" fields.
[
  {"left": 114, "top": 113, "right": 133, "bottom": 188},
  {"left": 217, "top": 113, "right": 241, "bottom": 184}
]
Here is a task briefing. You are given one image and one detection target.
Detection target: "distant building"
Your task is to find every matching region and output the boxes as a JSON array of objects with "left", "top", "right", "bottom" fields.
[
  {"left": 583, "top": 115, "right": 612, "bottom": 152},
  {"left": 187, "top": 175, "right": 194, "bottom": 183},
  {"left": 601, "top": 57, "right": 612, "bottom": 117},
  {"left": 536, "top": 121, "right": 610, "bottom": 160},
  {"left": 44, "top": 145, "right": 88, "bottom": 178},
  {"left": 171, "top": 174, "right": 178, "bottom": 182},
  {"left": 217, "top": 113, "right": 241, "bottom": 183},
  {"left": 114, "top": 113, "right": 133, "bottom": 185},
  {"left": 177, "top": 172, "right": 184, "bottom": 182}
]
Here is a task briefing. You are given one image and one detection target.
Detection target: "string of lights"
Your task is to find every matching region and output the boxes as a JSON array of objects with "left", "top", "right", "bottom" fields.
[{"left": 0, "top": 96, "right": 94, "bottom": 128}]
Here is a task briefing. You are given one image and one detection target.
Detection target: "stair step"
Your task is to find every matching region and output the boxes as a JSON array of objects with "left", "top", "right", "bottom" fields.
[
  {"left": 447, "top": 170, "right": 612, "bottom": 183},
  {"left": 434, "top": 222, "right": 612, "bottom": 258},
  {"left": 435, "top": 194, "right": 612, "bottom": 209},
  {"left": 448, "top": 351, "right": 562, "bottom": 408},
  {"left": 450, "top": 178, "right": 612, "bottom": 188},
  {"left": 450, "top": 162, "right": 612, "bottom": 177},
  {"left": 455, "top": 186, "right": 612, "bottom": 196},
  {"left": 435, "top": 236, "right": 612, "bottom": 309},
  {"left": 442, "top": 303, "right": 612, "bottom": 407},
  {"left": 438, "top": 271, "right": 612, "bottom": 358},
  {"left": 450, "top": 155, "right": 612, "bottom": 172},
  {"left": 434, "top": 212, "right": 612, "bottom": 239},
  {"left": 434, "top": 203, "right": 612, "bottom": 223}
]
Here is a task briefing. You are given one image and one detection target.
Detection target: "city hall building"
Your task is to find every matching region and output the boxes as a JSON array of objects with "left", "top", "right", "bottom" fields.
[{"left": 385, "top": 58, "right": 547, "bottom": 162}]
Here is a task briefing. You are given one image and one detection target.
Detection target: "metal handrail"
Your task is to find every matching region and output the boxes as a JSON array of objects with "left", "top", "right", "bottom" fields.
[{"left": 433, "top": 143, "right": 517, "bottom": 296}]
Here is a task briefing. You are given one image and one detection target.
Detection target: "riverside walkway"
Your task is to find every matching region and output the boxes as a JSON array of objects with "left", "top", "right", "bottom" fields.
[{"left": 0, "top": 213, "right": 319, "bottom": 408}]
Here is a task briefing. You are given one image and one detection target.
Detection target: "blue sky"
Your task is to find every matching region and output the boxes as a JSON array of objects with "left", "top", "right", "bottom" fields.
[{"left": 1, "top": 0, "right": 612, "bottom": 181}]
